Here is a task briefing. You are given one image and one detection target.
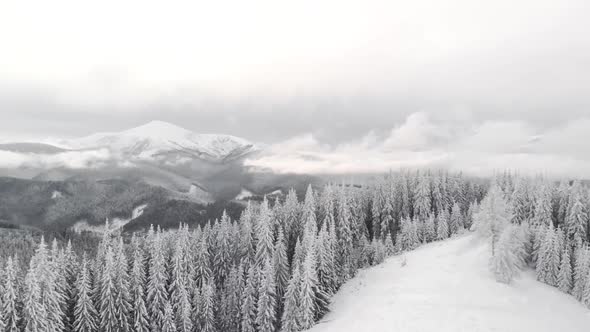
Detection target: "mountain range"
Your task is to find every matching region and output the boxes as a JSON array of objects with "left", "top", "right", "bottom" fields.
[{"left": 0, "top": 121, "right": 320, "bottom": 232}]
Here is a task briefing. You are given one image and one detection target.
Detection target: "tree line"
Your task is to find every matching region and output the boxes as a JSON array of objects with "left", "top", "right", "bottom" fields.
[
  {"left": 477, "top": 174, "right": 590, "bottom": 308},
  {"left": 0, "top": 170, "right": 485, "bottom": 332}
]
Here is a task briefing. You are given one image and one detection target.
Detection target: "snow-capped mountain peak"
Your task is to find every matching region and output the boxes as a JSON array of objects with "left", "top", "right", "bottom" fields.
[{"left": 70, "top": 120, "right": 258, "bottom": 163}]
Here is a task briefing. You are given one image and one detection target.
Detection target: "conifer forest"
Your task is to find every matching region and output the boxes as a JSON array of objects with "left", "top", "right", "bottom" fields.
[{"left": 1, "top": 170, "right": 589, "bottom": 332}]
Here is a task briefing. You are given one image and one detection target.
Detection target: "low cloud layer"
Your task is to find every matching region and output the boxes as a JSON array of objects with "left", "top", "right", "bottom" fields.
[
  {"left": 245, "top": 112, "right": 590, "bottom": 178},
  {"left": 0, "top": 149, "right": 111, "bottom": 169}
]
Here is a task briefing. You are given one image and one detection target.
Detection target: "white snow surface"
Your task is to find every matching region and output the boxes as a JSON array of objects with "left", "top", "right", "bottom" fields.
[
  {"left": 235, "top": 188, "right": 254, "bottom": 200},
  {"left": 71, "top": 204, "right": 147, "bottom": 234},
  {"left": 67, "top": 120, "right": 256, "bottom": 162},
  {"left": 310, "top": 234, "right": 590, "bottom": 332}
]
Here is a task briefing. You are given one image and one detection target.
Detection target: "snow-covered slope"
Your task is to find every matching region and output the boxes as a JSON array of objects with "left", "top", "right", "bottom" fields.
[
  {"left": 311, "top": 234, "right": 590, "bottom": 332},
  {"left": 68, "top": 120, "right": 258, "bottom": 163}
]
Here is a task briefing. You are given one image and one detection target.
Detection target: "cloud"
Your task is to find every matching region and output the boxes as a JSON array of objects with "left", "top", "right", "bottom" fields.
[
  {"left": 0, "top": 149, "right": 112, "bottom": 169},
  {"left": 245, "top": 112, "right": 590, "bottom": 178}
]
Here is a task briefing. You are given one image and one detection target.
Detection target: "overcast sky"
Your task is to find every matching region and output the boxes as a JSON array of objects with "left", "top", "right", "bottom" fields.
[{"left": 1, "top": 0, "right": 589, "bottom": 176}]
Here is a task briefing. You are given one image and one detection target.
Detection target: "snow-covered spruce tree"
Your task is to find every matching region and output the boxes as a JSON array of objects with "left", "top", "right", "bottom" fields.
[
  {"left": 273, "top": 228, "right": 290, "bottom": 302},
  {"left": 161, "top": 300, "right": 176, "bottom": 332},
  {"left": 431, "top": 175, "right": 445, "bottom": 217},
  {"left": 130, "top": 244, "right": 150, "bottom": 332},
  {"left": 213, "top": 212, "right": 233, "bottom": 287},
  {"left": 424, "top": 214, "right": 436, "bottom": 243},
  {"left": 256, "top": 260, "right": 277, "bottom": 332},
  {"left": 371, "top": 239, "right": 386, "bottom": 265},
  {"left": 113, "top": 238, "right": 132, "bottom": 332},
  {"left": 73, "top": 254, "right": 98, "bottom": 332},
  {"left": 61, "top": 240, "right": 78, "bottom": 332},
  {"left": 532, "top": 182, "right": 553, "bottom": 227},
  {"left": 256, "top": 198, "right": 275, "bottom": 268},
  {"left": 536, "top": 225, "right": 560, "bottom": 286},
  {"left": 194, "top": 232, "right": 212, "bottom": 288},
  {"left": 147, "top": 232, "right": 168, "bottom": 331},
  {"left": 239, "top": 202, "right": 256, "bottom": 263},
  {"left": 436, "top": 213, "right": 449, "bottom": 241},
  {"left": 200, "top": 282, "right": 216, "bottom": 332},
  {"left": 299, "top": 249, "right": 317, "bottom": 330},
  {"left": 566, "top": 185, "right": 588, "bottom": 245},
  {"left": 384, "top": 230, "right": 395, "bottom": 256},
  {"left": 582, "top": 267, "right": 590, "bottom": 308},
  {"left": 280, "top": 264, "right": 301, "bottom": 332},
  {"left": 241, "top": 264, "right": 259, "bottom": 332},
  {"left": 170, "top": 237, "right": 192, "bottom": 332},
  {"left": 99, "top": 247, "right": 118, "bottom": 332},
  {"left": 2, "top": 256, "right": 21, "bottom": 332},
  {"left": 450, "top": 202, "right": 462, "bottom": 235},
  {"left": 47, "top": 239, "right": 66, "bottom": 332},
  {"left": 336, "top": 186, "right": 354, "bottom": 284},
  {"left": 489, "top": 225, "right": 525, "bottom": 283},
  {"left": 473, "top": 183, "right": 511, "bottom": 255},
  {"left": 557, "top": 244, "right": 573, "bottom": 294},
  {"left": 572, "top": 246, "right": 590, "bottom": 301},
  {"left": 23, "top": 236, "right": 49, "bottom": 332},
  {"left": 371, "top": 182, "right": 384, "bottom": 240},
  {"left": 317, "top": 223, "right": 337, "bottom": 296},
  {"left": 302, "top": 184, "right": 318, "bottom": 236},
  {"left": 219, "top": 264, "right": 243, "bottom": 332},
  {"left": 378, "top": 192, "right": 393, "bottom": 242},
  {"left": 414, "top": 175, "right": 431, "bottom": 221},
  {"left": 510, "top": 177, "right": 534, "bottom": 225}
]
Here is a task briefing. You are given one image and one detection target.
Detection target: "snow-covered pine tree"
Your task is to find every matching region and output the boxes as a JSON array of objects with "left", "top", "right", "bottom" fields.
[
  {"left": 317, "top": 223, "right": 336, "bottom": 296},
  {"left": 169, "top": 235, "right": 192, "bottom": 332},
  {"left": 299, "top": 249, "right": 317, "bottom": 330},
  {"left": 431, "top": 175, "right": 445, "bottom": 217},
  {"left": 379, "top": 195, "right": 395, "bottom": 242},
  {"left": 241, "top": 264, "right": 258, "bottom": 332},
  {"left": 280, "top": 264, "right": 301, "bottom": 332},
  {"left": 424, "top": 214, "right": 436, "bottom": 243},
  {"left": 147, "top": 232, "right": 168, "bottom": 331},
  {"left": 273, "top": 228, "right": 290, "bottom": 302},
  {"left": 200, "top": 282, "right": 216, "bottom": 332},
  {"left": 557, "top": 244, "right": 573, "bottom": 294},
  {"left": 73, "top": 254, "right": 98, "bottom": 332},
  {"left": 62, "top": 240, "right": 78, "bottom": 332},
  {"left": 220, "top": 264, "right": 243, "bottom": 332},
  {"left": 130, "top": 245, "right": 149, "bottom": 332},
  {"left": 489, "top": 225, "right": 525, "bottom": 283},
  {"left": 47, "top": 239, "right": 66, "bottom": 332},
  {"left": 450, "top": 202, "right": 462, "bottom": 235},
  {"left": 239, "top": 202, "right": 256, "bottom": 263},
  {"left": 436, "top": 213, "right": 449, "bottom": 241},
  {"left": 533, "top": 182, "right": 553, "bottom": 227},
  {"left": 256, "top": 198, "right": 275, "bottom": 268},
  {"left": 195, "top": 232, "right": 212, "bottom": 288},
  {"left": 256, "top": 260, "right": 277, "bottom": 332},
  {"left": 302, "top": 184, "right": 318, "bottom": 235},
  {"left": 566, "top": 186, "right": 588, "bottom": 245},
  {"left": 414, "top": 175, "right": 431, "bottom": 221},
  {"left": 371, "top": 183, "right": 384, "bottom": 240},
  {"left": 384, "top": 230, "right": 395, "bottom": 256},
  {"left": 473, "top": 183, "right": 511, "bottom": 255},
  {"left": 336, "top": 186, "right": 354, "bottom": 283},
  {"left": 572, "top": 246, "right": 590, "bottom": 301},
  {"left": 1, "top": 256, "right": 19, "bottom": 332},
  {"left": 161, "top": 301, "right": 176, "bottom": 332},
  {"left": 99, "top": 247, "right": 118, "bottom": 332},
  {"left": 536, "top": 225, "right": 560, "bottom": 286},
  {"left": 510, "top": 177, "right": 533, "bottom": 225},
  {"left": 23, "top": 238, "right": 49, "bottom": 332},
  {"left": 113, "top": 238, "right": 131, "bottom": 332}
]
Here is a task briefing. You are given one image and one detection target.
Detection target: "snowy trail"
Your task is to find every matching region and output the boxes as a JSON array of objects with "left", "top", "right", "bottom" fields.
[{"left": 310, "top": 234, "right": 590, "bottom": 332}]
